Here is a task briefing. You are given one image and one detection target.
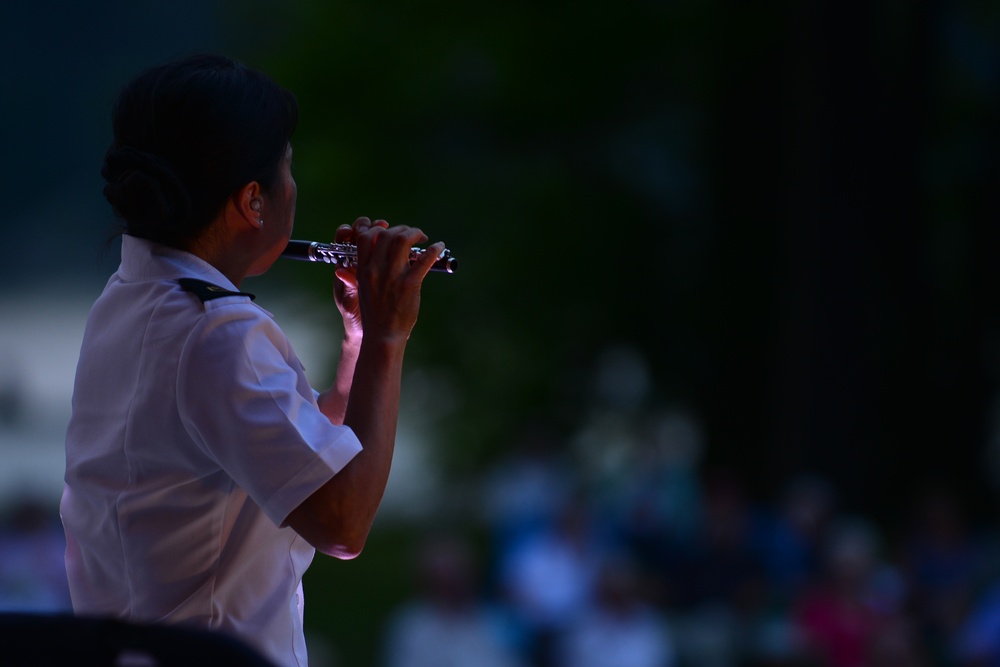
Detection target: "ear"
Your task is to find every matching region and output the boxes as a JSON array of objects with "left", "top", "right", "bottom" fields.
[{"left": 232, "top": 181, "right": 264, "bottom": 229}]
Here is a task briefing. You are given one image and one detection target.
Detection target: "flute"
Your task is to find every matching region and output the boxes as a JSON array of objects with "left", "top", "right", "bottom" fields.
[{"left": 281, "top": 240, "right": 458, "bottom": 274}]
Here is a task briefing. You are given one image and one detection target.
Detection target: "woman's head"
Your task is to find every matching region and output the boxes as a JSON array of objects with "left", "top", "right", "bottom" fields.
[{"left": 101, "top": 54, "right": 298, "bottom": 247}]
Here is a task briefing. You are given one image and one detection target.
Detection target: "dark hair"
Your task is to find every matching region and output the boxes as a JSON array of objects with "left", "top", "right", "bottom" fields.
[{"left": 101, "top": 54, "right": 298, "bottom": 247}]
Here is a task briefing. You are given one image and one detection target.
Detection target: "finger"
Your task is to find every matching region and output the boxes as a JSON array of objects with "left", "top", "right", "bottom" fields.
[
  {"left": 357, "top": 224, "right": 427, "bottom": 265},
  {"left": 378, "top": 226, "right": 424, "bottom": 264},
  {"left": 411, "top": 241, "right": 447, "bottom": 279},
  {"left": 372, "top": 218, "right": 390, "bottom": 229},
  {"left": 334, "top": 267, "right": 358, "bottom": 290},
  {"left": 334, "top": 224, "right": 353, "bottom": 243},
  {"left": 377, "top": 225, "right": 426, "bottom": 247},
  {"left": 356, "top": 223, "right": 387, "bottom": 243},
  {"left": 374, "top": 227, "right": 431, "bottom": 273},
  {"left": 354, "top": 224, "right": 386, "bottom": 264}
]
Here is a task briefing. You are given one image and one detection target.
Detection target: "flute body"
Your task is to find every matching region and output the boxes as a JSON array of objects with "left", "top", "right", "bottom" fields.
[{"left": 281, "top": 240, "right": 458, "bottom": 274}]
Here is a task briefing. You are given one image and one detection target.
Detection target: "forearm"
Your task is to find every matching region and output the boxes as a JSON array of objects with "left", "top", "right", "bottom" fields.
[
  {"left": 287, "top": 220, "right": 439, "bottom": 557},
  {"left": 289, "top": 335, "right": 407, "bottom": 558},
  {"left": 317, "top": 335, "right": 361, "bottom": 425},
  {"left": 340, "top": 336, "right": 407, "bottom": 513}
]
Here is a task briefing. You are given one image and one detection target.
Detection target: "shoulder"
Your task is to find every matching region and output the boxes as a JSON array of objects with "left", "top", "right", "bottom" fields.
[
  {"left": 173, "top": 278, "right": 270, "bottom": 330},
  {"left": 174, "top": 280, "right": 289, "bottom": 370},
  {"left": 178, "top": 278, "right": 256, "bottom": 303}
]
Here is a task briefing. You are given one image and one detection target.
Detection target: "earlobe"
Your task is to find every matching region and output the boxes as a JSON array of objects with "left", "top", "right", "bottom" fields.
[
  {"left": 250, "top": 198, "right": 264, "bottom": 228},
  {"left": 233, "top": 181, "right": 264, "bottom": 229}
]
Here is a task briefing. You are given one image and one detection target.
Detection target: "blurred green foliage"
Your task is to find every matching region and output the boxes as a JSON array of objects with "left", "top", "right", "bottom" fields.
[
  {"left": 216, "top": 0, "right": 1000, "bottom": 515},
  {"left": 226, "top": 0, "right": 722, "bottom": 471}
]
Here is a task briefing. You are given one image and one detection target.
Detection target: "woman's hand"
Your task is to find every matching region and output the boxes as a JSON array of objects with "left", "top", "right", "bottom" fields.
[
  {"left": 353, "top": 219, "right": 445, "bottom": 344},
  {"left": 332, "top": 217, "right": 388, "bottom": 342},
  {"left": 298, "top": 216, "right": 445, "bottom": 556}
]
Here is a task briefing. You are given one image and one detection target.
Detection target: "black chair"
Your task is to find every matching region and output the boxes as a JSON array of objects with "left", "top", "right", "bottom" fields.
[{"left": 0, "top": 613, "right": 277, "bottom": 667}]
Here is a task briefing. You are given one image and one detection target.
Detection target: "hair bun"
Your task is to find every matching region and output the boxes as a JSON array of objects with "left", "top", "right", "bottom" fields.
[{"left": 101, "top": 146, "right": 192, "bottom": 236}]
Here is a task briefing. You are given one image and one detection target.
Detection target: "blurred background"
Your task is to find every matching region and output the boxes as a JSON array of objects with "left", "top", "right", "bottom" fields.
[{"left": 3, "top": 0, "right": 1000, "bottom": 665}]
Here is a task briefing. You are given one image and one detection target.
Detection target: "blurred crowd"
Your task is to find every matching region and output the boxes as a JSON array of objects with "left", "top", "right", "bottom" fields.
[
  {"left": 0, "top": 496, "right": 71, "bottom": 615},
  {"left": 379, "top": 348, "right": 1000, "bottom": 667},
  {"left": 4, "top": 432, "right": 1000, "bottom": 667},
  {"left": 382, "top": 426, "right": 1000, "bottom": 667}
]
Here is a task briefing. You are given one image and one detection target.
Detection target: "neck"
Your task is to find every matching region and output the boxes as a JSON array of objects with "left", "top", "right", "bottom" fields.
[{"left": 185, "top": 226, "right": 251, "bottom": 288}]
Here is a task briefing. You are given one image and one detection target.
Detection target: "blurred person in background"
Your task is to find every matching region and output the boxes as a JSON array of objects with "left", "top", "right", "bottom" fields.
[
  {"left": 667, "top": 471, "right": 768, "bottom": 667},
  {"left": 59, "top": 53, "right": 445, "bottom": 667},
  {"left": 382, "top": 535, "right": 524, "bottom": 667},
  {"left": 482, "top": 423, "right": 575, "bottom": 561},
  {"left": 791, "top": 517, "right": 911, "bottom": 667},
  {"left": 672, "top": 471, "right": 767, "bottom": 612},
  {"left": 497, "top": 496, "right": 604, "bottom": 667},
  {"left": 901, "top": 487, "right": 982, "bottom": 663},
  {"left": 555, "top": 553, "right": 675, "bottom": 667},
  {"left": 0, "top": 498, "right": 70, "bottom": 613},
  {"left": 953, "top": 578, "right": 1000, "bottom": 667},
  {"left": 754, "top": 474, "right": 837, "bottom": 606}
]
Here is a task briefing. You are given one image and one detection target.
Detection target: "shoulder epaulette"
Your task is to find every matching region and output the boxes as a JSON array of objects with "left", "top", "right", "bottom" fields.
[{"left": 178, "top": 278, "right": 256, "bottom": 302}]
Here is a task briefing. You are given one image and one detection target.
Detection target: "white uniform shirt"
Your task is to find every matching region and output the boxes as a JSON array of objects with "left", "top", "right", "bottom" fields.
[{"left": 60, "top": 235, "right": 363, "bottom": 667}]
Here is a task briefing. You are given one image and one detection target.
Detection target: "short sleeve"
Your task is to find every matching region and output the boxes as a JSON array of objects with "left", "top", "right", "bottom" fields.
[{"left": 176, "top": 300, "right": 362, "bottom": 527}]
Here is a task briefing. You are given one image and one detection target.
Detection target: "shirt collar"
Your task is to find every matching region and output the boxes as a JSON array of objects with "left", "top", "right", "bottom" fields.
[{"left": 118, "top": 234, "right": 240, "bottom": 293}]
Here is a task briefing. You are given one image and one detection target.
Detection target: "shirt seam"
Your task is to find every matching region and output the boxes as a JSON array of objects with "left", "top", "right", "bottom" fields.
[{"left": 116, "top": 288, "right": 173, "bottom": 622}]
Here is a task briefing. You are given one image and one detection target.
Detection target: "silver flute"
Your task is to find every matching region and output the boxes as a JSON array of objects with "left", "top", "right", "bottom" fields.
[{"left": 281, "top": 239, "right": 458, "bottom": 274}]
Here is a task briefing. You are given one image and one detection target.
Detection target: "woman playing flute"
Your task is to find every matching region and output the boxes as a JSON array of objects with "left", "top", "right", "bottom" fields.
[{"left": 60, "top": 53, "right": 444, "bottom": 667}]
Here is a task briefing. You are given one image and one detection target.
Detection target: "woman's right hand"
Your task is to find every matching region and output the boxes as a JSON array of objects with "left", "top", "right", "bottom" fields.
[{"left": 351, "top": 217, "right": 445, "bottom": 344}]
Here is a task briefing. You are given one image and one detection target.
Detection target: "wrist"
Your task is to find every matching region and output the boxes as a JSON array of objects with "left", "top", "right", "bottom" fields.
[
  {"left": 342, "top": 330, "right": 363, "bottom": 349},
  {"left": 358, "top": 334, "right": 409, "bottom": 365}
]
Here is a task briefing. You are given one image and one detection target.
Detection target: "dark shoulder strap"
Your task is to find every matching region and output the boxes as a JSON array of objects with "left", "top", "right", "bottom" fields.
[{"left": 178, "top": 278, "right": 256, "bottom": 302}]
